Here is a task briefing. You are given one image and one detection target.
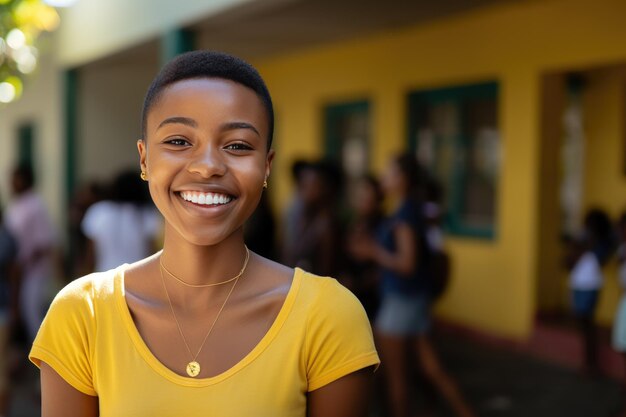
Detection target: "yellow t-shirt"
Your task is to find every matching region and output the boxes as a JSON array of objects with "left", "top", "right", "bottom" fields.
[{"left": 29, "top": 266, "right": 379, "bottom": 416}]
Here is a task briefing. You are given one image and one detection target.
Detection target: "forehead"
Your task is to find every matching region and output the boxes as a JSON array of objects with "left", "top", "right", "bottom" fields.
[{"left": 147, "top": 78, "right": 268, "bottom": 134}]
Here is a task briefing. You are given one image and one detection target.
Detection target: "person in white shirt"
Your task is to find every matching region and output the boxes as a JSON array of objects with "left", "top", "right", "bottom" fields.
[
  {"left": 565, "top": 208, "right": 615, "bottom": 374},
  {"left": 81, "top": 170, "right": 161, "bottom": 272}
]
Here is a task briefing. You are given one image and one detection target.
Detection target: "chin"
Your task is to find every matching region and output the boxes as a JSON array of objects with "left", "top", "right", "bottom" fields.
[{"left": 181, "top": 226, "right": 244, "bottom": 248}]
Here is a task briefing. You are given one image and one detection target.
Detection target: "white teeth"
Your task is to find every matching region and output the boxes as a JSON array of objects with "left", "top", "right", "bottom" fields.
[{"left": 181, "top": 191, "right": 232, "bottom": 206}]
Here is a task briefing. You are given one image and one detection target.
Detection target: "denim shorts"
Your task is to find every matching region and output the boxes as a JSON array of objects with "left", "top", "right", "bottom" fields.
[{"left": 375, "top": 293, "right": 431, "bottom": 336}]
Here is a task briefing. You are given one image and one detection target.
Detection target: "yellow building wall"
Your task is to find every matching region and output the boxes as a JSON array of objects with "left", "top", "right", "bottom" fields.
[
  {"left": 255, "top": 0, "right": 626, "bottom": 339},
  {"left": 583, "top": 65, "right": 626, "bottom": 325}
]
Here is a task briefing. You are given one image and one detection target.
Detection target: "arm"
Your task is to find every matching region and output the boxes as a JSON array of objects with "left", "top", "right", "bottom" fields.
[
  {"left": 371, "top": 223, "right": 417, "bottom": 276},
  {"left": 349, "top": 222, "right": 418, "bottom": 277},
  {"left": 41, "top": 362, "right": 98, "bottom": 417},
  {"left": 307, "top": 367, "right": 374, "bottom": 417}
]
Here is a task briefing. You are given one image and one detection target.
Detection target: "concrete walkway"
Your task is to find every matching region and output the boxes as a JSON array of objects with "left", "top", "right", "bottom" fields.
[{"left": 429, "top": 330, "right": 623, "bottom": 417}]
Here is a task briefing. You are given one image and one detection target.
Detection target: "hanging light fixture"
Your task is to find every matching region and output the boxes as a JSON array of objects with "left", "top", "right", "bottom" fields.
[{"left": 0, "top": 0, "right": 61, "bottom": 104}]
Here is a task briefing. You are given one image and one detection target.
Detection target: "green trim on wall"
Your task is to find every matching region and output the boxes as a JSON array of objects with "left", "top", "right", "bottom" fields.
[
  {"left": 324, "top": 100, "right": 370, "bottom": 159},
  {"left": 65, "top": 69, "right": 78, "bottom": 205},
  {"left": 16, "top": 122, "right": 35, "bottom": 168},
  {"left": 161, "top": 29, "right": 196, "bottom": 66}
]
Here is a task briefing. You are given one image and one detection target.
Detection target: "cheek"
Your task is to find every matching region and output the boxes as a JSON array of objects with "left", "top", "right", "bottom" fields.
[
  {"left": 232, "top": 158, "right": 267, "bottom": 214},
  {"left": 238, "top": 157, "right": 267, "bottom": 185},
  {"left": 146, "top": 181, "right": 169, "bottom": 219}
]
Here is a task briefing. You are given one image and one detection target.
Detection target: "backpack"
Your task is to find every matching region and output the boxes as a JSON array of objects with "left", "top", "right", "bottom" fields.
[{"left": 427, "top": 248, "right": 451, "bottom": 300}]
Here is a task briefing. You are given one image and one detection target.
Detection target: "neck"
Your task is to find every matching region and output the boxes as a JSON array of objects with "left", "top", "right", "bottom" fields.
[{"left": 160, "top": 226, "right": 249, "bottom": 287}]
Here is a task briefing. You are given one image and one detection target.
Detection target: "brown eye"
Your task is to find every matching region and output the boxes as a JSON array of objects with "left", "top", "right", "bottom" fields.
[
  {"left": 224, "top": 142, "right": 253, "bottom": 151},
  {"left": 165, "top": 138, "right": 190, "bottom": 146}
]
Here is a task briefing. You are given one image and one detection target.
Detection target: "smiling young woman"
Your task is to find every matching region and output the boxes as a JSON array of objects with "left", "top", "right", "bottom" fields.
[{"left": 29, "top": 51, "right": 379, "bottom": 417}]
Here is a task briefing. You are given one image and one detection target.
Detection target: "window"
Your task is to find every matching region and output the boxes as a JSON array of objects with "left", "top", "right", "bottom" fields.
[
  {"left": 408, "top": 82, "right": 499, "bottom": 238},
  {"left": 324, "top": 100, "right": 370, "bottom": 199}
]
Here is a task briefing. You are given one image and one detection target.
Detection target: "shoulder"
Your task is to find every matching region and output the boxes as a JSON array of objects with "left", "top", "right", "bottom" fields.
[
  {"left": 82, "top": 201, "right": 118, "bottom": 234},
  {"left": 297, "top": 270, "right": 379, "bottom": 391},
  {"left": 85, "top": 201, "right": 116, "bottom": 218},
  {"left": 297, "top": 269, "right": 371, "bottom": 333},
  {"left": 34, "top": 269, "right": 120, "bottom": 348},
  {"left": 29, "top": 269, "right": 123, "bottom": 397},
  {"left": 299, "top": 270, "right": 360, "bottom": 306},
  {"left": 51, "top": 268, "right": 119, "bottom": 312},
  {"left": 21, "top": 191, "right": 47, "bottom": 215}
]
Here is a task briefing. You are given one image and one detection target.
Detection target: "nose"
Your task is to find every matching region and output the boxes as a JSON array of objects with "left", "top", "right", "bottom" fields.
[{"left": 187, "top": 144, "right": 227, "bottom": 178}]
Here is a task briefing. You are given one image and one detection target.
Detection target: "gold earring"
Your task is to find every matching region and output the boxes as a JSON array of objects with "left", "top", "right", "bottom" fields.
[
  {"left": 263, "top": 180, "right": 268, "bottom": 189},
  {"left": 140, "top": 171, "right": 148, "bottom": 181}
]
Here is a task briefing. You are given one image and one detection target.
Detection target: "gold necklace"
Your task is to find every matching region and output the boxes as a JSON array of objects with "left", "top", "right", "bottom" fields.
[
  {"left": 158, "top": 246, "right": 250, "bottom": 377},
  {"left": 160, "top": 249, "right": 249, "bottom": 287}
]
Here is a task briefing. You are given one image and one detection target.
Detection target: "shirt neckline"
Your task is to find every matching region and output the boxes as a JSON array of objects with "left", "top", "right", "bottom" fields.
[{"left": 114, "top": 264, "right": 302, "bottom": 387}]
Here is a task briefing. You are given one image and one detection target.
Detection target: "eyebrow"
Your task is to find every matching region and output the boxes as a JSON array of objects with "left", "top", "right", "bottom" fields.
[
  {"left": 221, "top": 121, "right": 260, "bottom": 137},
  {"left": 156, "top": 118, "right": 260, "bottom": 137},
  {"left": 157, "top": 116, "right": 197, "bottom": 130}
]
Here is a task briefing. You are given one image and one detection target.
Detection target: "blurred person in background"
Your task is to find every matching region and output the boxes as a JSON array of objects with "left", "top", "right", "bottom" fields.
[
  {"left": 613, "top": 212, "right": 626, "bottom": 416},
  {"left": 421, "top": 179, "right": 451, "bottom": 303},
  {"left": 342, "top": 174, "right": 384, "bottom": 320},
  {"left": 5, "top": 163, "right": 57, "bottom": 342},
  {"left": 341, "top": 175, "right": 385, "bottom": 416},
  {"left": 0, "top": 199, "right": 18, "bottom": 416},
  {"left": 244, "top": 191, "right": 277, "bottom": 260},
  {"left": 67, "top": 181, "right": 105, "bottom": 277},
  {"left": 81, "top": 170, "right": 162, "bottom": 273},
  {"left": 281, "top": 159, "right": 309, "bottom": 265},
  {"left": 565, "top": 208, "right": 615, "bottom": 375},
  {"left": 285, "top": 160, "right": 344, "bottom": 277},
  {"left": 350, "top": 153, "right": 475, "bottom": 417}
]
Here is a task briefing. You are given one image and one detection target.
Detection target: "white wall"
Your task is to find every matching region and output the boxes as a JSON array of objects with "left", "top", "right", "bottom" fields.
[
  {"left": 0, "top": 51, "right": 64, "bottom": 234},
  {"left": 78, "top": 59, "right": 157, "bottom": 183}
]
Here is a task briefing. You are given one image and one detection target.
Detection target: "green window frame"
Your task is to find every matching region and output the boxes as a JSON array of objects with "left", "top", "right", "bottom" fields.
[
  {"left": 16, "top": 122, "right": 35, "bottom": 168},
  {"left": 408, "top": 82, "right": 499, "bottom": 239},
  {"left": 323, "top": 100, "right": 371, "bottom": 208},
  {"left": 324, "top": 100, "right": 370, "bottom": 160}
]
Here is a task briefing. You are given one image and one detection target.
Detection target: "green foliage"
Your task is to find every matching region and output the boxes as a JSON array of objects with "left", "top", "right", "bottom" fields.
[{"left": 0, "top": 0, "right": 58, "bottom": 103}]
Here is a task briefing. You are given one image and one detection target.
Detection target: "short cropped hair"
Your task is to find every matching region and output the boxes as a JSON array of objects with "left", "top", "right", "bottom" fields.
[{"left": 141, "top": 50, "right": 274, "bottom": 149}]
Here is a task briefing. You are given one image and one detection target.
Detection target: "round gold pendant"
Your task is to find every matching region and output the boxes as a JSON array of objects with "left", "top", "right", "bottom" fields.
[{"left": 186, "top": 361, "right": 201, "bottom": 377}]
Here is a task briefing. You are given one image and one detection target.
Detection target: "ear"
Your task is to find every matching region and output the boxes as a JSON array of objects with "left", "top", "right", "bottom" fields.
[
  {"left": 137, "top": 139, "right": 147, "bottom": 174},
  {"left": 265, "top": 149, "right": 275, "bottom": 181}
]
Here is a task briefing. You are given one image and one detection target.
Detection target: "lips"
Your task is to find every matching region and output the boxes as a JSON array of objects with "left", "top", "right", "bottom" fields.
[{"left": 179, "top": 191, "right": 233, "bottom": 206}]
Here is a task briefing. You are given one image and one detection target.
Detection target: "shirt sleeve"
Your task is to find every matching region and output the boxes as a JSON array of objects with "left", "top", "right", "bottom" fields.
[
  {"left": 304, "top": 277, "right": 380, "bottom": 392},
  {"left": 29, "top": 276, "right": 98, "bottom": 396}
]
